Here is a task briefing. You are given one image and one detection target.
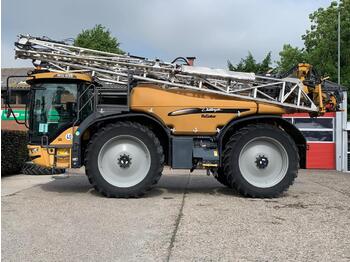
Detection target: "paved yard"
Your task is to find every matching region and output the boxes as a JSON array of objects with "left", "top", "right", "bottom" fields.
[{"left": 2, "top": 169, "right": 350, "bottom": 261}]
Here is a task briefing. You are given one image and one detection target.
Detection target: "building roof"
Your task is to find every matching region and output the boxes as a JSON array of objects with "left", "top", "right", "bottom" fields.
[{"left": 1, "top": 67, "right": 33, "bottom": 90}]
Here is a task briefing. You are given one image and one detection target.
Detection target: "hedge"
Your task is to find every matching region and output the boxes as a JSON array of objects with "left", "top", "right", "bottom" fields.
[{"left": 1, "top": 130, "right": 28, "bottom": 175}]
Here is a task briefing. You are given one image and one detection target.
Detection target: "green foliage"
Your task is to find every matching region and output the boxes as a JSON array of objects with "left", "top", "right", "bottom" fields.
[
  {"left": 228, "top": 52, "right": 256, "bottom": 72},
  {"left": 260, "top": 52, "right": 272, "bottom": 73},
  {"left": 277, "top": 44, "right": 306, "bottom": 73},
  {"left": 228, "top": 52, "right": 272, "bottom": 73},
  {"left": 302, "top": 0, "right": 350, "bottom": 87},
  {"left": 1, "top": 130, "right": 28, "bottom": 175},
  {"left": 74, "top": 24, "right": 124, "bottom": 54},
  {"left": 278, "top": 0, "right": 350, "bottom": 87}
]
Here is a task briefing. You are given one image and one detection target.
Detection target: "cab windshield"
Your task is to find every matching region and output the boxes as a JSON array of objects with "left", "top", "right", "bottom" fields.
[{"left": 30, "top": 82, "right": 78, "bottom": 142}]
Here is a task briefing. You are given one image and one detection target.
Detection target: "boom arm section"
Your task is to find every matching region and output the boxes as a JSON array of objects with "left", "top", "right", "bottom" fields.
[
  {"left": 14, "top": 35, "right": 342, "bottom": 114},
  {"left": 280, "top": 63, "right": 344, "bottom": 114}
]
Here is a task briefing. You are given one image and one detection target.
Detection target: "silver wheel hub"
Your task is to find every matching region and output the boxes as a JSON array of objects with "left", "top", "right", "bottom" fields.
[
  {"left": 238, "top": 137, "right": 289, "bottom": 188},
  {"left": 255, "top": 155, "right": 269, "bottom": 169},
  {"left": 98, "top": 135, "right": 151, "bottom": 188},
  {"left": 118, "top": 154, "right": 132, "bottom": 168}
]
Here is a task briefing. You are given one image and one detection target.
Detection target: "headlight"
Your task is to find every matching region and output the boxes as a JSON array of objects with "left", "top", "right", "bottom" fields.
[
  {"left": 31, "top": 148, "right": 39, "bottom": 154},
  {"left": 56, "top": 148, "right": 70, "bottom": 156}
]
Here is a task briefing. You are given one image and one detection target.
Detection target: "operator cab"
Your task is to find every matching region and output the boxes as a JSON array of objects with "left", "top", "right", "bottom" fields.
[{"left": 26, "top": 71, "right": 93, "bottom": 144}]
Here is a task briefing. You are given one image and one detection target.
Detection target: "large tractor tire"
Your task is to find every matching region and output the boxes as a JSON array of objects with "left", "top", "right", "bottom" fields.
[
  {"left": 85, "top": 121, "right": 164, "bottom": 198},
  {"left": 223, "top": 124, "right": 298, "bottom": 198},
  {"left": 22, "top": 162, "right": 65, "bottom": 175},
  {"left": 214, "top": 168, "right": 232, "bottom": 188}
]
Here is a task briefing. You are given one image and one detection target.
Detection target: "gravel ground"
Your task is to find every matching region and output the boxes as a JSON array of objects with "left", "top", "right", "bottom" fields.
[{"left": 2, "top": 169, "right": 350, "bottom": 262}]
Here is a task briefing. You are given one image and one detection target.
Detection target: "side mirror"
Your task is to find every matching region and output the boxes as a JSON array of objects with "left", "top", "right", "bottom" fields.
[
  {"left": 4, "top": 75, "right": 29, "bottom": 126},
  {"left": 1, "top": 83, "right": 12, "bottom": 118},
  {"left": 6, "top": 77, "right": 12, "bottom": 104}
]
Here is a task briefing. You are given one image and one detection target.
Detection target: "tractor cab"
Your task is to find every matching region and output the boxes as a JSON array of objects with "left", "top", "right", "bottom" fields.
[
  {"left": 4, "top": 69, "right": 94, "bottom": 169},
  {"left": 26, "top": 71, "right": 93, "bottom": 143}
]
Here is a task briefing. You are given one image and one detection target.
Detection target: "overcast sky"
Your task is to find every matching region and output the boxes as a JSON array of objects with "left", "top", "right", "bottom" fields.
[{"left": 2, "top": 0, "right": 332, "bottom": 69}]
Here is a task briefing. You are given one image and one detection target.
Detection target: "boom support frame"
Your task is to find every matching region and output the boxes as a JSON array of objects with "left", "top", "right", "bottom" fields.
[{"left": 15, "top": 35, "right": 318, "bottom": 112}]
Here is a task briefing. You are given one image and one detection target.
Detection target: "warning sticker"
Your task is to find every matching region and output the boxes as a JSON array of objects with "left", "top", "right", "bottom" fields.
[{"left": 39, "top": 123, "right": 48, "bottom": 133}]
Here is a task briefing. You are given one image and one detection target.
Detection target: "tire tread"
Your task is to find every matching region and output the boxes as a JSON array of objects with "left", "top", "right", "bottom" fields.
[
  {"left": 85, "top": 121, "right": 164, "bottom": 198},
  {"left": 22, "top": 163, "right": 65, "bottom": 175},
  {"left": 223, "top": 124, "right": 299, "bottom": 198}
]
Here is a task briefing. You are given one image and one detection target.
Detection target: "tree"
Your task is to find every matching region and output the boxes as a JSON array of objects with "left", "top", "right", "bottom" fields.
[
  {"left": 74, "top": 24, "right": 124, "bottom": 54},
  {"left": 277, "top": 44, "right": 306, "bottom": 73},
  {"left": 259, "top": 52, "right": 272, "bottom": 73},
  {"left": 302, "top": 0, "right": 350, "bottom": 87},
  {"left": 278, "top": 0, "right": 350, "bottom": 87},
  {"left": 228, "top": 52, "right": 272, "bottom": 73}
]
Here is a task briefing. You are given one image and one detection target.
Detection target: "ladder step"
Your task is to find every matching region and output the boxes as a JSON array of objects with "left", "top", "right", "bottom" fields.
[{"left": 97, "top": 105, "right": 129, "bottom": 112}]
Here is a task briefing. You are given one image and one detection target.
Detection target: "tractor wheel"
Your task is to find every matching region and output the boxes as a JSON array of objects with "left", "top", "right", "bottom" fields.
[
  {"left": 85, "top": 121, "right": 164, "bottom": 198},
  {"left": 22, "top": 162, "right": 65, "bottom": 175},
  {"left": 214, "top": 168, "right": 232, "bottom": 188},
  {"left": 223, "top": 124, "right": 298, "bottom": 198}
]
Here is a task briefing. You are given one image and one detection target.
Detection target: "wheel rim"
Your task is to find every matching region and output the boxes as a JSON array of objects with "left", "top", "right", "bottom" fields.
[
  {"left": 98, "top": 135, "right": 151, "bottom": 188},
  {"left": 238, "top": 137, "right": 289, "bottom": 188}
]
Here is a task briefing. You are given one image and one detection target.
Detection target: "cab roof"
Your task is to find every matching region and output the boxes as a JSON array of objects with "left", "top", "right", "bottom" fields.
[{"left": 27, "top": 71, "right": 93, "bottom": 83}]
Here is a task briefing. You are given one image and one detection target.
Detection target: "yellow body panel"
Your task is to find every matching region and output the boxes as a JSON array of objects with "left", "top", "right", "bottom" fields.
[
  {"left": 130, "top": 85, "right": 287, "bottom": 135},
  {"left": 28, "top": 127, "right": 77, "bottom": 168},
  {"left": 27, "top": 71, "right": 92, "bottom": 83},
  {"left": 27, "top": 145, "right": 51, "bottom": 167}
]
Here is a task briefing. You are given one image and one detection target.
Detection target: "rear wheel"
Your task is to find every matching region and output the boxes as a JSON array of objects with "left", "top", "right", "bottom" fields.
[
  {"left": 85, "top": 121, "right": 164, "bottom": 198},
  {"left": 223, "top": 124, "right": 298, "bottom": 198}
]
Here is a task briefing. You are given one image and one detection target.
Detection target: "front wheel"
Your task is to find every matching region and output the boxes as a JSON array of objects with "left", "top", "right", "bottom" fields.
[
  {"left": 85, "top": 121, "right": 164, "bottom": 198},
  {"left": 214, "top": 168, "right": 232, "bottom": 188},
  {"left": 223, "top": 124, "right": 298, "bottom": 198}
]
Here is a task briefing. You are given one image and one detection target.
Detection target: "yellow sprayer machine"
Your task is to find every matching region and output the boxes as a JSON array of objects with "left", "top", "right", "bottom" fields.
[{"left": 6, "top": 35, "right": 343, "bottom": 198}]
